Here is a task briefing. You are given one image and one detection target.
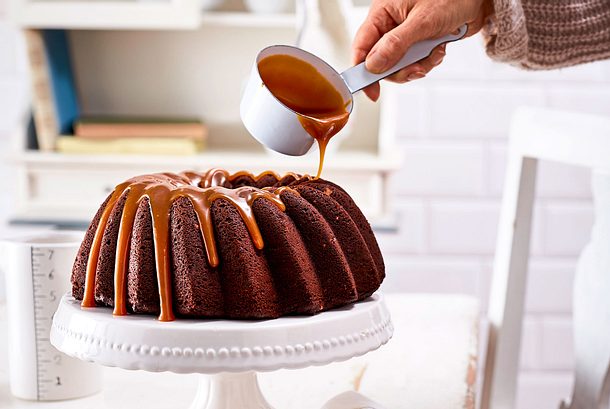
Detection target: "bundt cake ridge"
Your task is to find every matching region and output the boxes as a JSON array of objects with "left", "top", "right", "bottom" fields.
[{"left": 72, "top": 169, "right": 384, "bottom": 321}]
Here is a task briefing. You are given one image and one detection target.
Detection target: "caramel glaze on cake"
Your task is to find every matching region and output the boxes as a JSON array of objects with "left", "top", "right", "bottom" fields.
[{"left": 71, "top": 169, "right": 385, "bottom": 321}]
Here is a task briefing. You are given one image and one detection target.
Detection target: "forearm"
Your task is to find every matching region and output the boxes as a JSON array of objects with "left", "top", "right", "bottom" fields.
[{"left": 484, "top": 0, "right": 610, "bottom": 69}]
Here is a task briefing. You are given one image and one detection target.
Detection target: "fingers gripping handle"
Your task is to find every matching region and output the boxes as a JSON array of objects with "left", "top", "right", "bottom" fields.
[{"left": 340, "top": 24, "right": 468, "bottom": 93}]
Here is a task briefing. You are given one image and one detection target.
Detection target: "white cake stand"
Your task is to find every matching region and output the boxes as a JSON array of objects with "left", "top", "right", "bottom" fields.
[{"left": 50, "top": 294, "right": 393, "bottom": 409}]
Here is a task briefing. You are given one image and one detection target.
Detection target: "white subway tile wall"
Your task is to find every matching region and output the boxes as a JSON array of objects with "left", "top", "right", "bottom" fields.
[
  {"left": 1, "top": 8, "right": 609, "bottom": 408},
  {"left": 378, "top": 32, "right": 609, "bottom": 409},
  {"left": 392, "top": 141, "right": 486, "bottom": 196}
]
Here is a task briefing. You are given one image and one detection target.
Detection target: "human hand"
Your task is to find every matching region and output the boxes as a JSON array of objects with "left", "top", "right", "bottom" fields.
[{"left": 352, "top": 0, "right": 493, "bottom": 101}]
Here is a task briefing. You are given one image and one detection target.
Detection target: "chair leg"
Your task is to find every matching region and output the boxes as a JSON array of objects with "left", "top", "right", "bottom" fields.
[
  {"left": 481, "top": 156, "right": 538, "bottom": 409},
  {"left": 560, "top": 244, "right": 610, "bottom": 409}
]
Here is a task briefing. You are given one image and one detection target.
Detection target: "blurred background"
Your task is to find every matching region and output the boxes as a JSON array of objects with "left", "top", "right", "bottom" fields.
[{"left": 0, "top": 0, "right": 609, "bottom": 408}]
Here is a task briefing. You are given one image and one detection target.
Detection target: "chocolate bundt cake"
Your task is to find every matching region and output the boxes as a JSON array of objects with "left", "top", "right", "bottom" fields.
[{"left": 71, "top": 169, "right": 385, "bottom": 321}]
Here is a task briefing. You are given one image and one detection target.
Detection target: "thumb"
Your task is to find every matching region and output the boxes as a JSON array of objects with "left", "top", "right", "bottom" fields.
[{"left": 365, "top": 10, "right": 439, "bottom": 74}]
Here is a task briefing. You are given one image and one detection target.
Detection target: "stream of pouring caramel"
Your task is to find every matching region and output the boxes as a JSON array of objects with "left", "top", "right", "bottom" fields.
[{"left": 258, "top": 54, "right": 350, "bottom": 178}]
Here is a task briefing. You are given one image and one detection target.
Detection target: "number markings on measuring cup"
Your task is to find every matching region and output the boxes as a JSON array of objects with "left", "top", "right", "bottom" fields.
[{"left": 31, "top": 247, "right": 68, "bottom": 400}]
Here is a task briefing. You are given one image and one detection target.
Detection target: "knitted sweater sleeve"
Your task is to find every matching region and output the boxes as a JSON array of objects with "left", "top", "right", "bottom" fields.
[{"left": 483, "top": 0, "right": 610, "bottom": 69}]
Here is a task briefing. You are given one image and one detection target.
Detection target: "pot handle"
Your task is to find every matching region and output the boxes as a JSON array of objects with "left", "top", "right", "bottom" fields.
[{"left": 340, "top": 24, "right": 468, "bottom": 94}]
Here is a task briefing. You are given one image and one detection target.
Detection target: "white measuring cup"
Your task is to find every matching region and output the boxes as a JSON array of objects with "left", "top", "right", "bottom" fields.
[
  {"left": 240, "top": 25, "right": 467, "bottom": 156},
  {"left": 0, "top": 232, "right": 102, "bottom": 401}
]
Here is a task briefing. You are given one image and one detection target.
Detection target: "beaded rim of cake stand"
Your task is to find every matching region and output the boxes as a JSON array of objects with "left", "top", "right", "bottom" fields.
[
  {"left": 51, "top": 318, "right": 393, "bottom": 361},
  {"left": 51, "top": 293, "right": 393, "bottom": 373}
]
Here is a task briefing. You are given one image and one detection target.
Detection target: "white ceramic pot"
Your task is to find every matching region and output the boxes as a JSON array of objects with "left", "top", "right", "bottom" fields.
[
  {"left": 240, "top": 25, "right": 468, "bottom": 156},
  {"left": 241, "top": 45, "right": 353, "bottom": 156}
]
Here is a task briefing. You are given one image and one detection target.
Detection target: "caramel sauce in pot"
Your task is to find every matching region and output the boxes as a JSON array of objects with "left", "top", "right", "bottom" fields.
[{"left": 258, "top": 54, "right": 350, "bottom": 178}]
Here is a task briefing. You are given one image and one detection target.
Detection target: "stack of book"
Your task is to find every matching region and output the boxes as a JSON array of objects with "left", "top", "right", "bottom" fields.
[
  {"left": 58, "top": 117, "right": 207, "bottom": 155},
  {"left": 25, "top": 29, "right": 79, "bottom": 151},
  {"left": 25, "top": 29, "right": 206, "bottom": 155}
]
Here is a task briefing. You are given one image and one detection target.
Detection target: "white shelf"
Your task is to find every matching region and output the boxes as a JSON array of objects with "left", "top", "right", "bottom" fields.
[
  {"left": 10, "top": 150, "right": 401, "bottom": 172},
  {"left": 11, "top": 0, "right": 202, "bottom": 29},
  {"left": 11, "top": 0, "right": 297, "bottom": 30},
  {"left": 8, "top": 150, "right": 401, "bottom": 228}
]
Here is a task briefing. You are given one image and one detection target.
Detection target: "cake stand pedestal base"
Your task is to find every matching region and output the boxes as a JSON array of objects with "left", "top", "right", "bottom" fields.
[
  {"left": 51, "top": 294, "right": 392, "bottom": 408},
  {"left": 191, "top": 372, "right": 273, "bottom": 409}
]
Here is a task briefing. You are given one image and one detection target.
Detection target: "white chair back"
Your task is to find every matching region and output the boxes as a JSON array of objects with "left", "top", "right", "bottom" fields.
[{"left": 482, "top": 107, "right": 610, "bottom": 409}]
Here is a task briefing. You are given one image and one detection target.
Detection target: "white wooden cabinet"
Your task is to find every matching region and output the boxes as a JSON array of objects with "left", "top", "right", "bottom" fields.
[{"left": 7, "top": 0, "right": 401, "bottom": 228}]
